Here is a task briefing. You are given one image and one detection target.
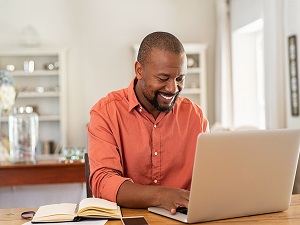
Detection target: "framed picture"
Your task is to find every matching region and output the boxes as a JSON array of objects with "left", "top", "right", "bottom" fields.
[{"left": 288, "top": 35, "right": 299, "bottom": 116}]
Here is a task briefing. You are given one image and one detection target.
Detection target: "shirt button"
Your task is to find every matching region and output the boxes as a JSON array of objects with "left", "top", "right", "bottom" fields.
[
  {"left": 138, "top": 107, "right": 142, "bottom": 113},
  {"left": 154, "top": 124, "right": 157, "bottom": 128},
  {"left": 154, "top": 152, "right": 158, "bottom": 156},
  {"left": 154, "top": 179, "right": 158, "bottom": 184}
]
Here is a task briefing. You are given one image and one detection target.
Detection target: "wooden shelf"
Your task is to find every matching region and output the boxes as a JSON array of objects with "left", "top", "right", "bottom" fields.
[
  {"left": 17, "top": 91, "right": 59, "bottom": 98},
  {"left": 0, "top": 161, "right": 85, "bottom": 186},
  {"left": 1, "top": 115, "right": 60, "bottom": 122},
  {"left": 187, "top": 67, "right": 201, "bottom": 73},
  {"left": 10, "top": 70, "right": 59, "bottom": 76}
]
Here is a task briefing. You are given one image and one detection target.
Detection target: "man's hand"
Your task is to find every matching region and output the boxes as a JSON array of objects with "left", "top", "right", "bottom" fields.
[
  {"left": 117, "top": 180, "right": 189, "bottom": 214},
  {"left": 156, "top": 186, "right": 189, "bottom": 214}
]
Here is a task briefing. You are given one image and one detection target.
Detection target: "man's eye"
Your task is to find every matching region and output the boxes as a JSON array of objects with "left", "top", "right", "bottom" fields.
[
  {"left": 158, "top": 77, "right": 168, "bottom": 82},
  {"left": 176, "top": 76, "right": 185, "bottom": 82}
]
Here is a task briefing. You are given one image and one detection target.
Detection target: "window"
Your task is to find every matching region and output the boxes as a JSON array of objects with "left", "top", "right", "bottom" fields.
[{"left": 231, "top": 19, "right": 265, "bottom": 129}]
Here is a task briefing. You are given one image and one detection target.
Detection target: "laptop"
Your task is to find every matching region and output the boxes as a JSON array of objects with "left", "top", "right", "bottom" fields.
[{"left": 148, "top": 129, "right": 300, "bottom": 223}]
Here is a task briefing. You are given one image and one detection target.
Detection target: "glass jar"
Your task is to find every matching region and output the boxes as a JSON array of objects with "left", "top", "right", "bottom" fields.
[{"left": 9, "top": 106, "right": 39, "bottom": 163}]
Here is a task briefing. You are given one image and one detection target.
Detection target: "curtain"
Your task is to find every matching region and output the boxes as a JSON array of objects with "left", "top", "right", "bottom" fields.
[{"left": 214, "top": 0, "right": 233, "bottom": 129}]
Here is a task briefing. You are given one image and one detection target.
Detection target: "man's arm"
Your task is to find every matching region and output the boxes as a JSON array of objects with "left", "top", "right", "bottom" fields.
[{"left": 117, "top": 180, "right": 189, "bottom": 214}]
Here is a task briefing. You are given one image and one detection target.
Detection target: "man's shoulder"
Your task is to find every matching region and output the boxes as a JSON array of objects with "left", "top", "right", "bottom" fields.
[
  {"left": 176, "top": 96, "right": 200, "bottom": 108},
  {"left": 93, "top": 88, "right": 128, "bottom": 111},
  {"left": 175, "top": 96, "right": 204, "bottom": 113}
]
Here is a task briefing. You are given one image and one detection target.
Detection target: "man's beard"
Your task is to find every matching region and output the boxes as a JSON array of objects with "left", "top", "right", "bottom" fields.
[{"left": 144, "top": 90, "right": 180, "bottom": 113}]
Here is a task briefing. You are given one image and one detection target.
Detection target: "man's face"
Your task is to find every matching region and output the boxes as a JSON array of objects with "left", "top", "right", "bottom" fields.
[{"left": 135, "top": 49, "right": 187, "bottom": 114}]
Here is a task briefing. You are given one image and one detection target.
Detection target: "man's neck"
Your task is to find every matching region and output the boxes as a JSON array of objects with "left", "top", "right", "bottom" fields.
[{"left": 134, "top": 81, "right": 160, "bottom": 120}]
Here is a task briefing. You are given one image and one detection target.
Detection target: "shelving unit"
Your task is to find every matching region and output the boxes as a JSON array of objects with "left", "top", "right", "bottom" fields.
[
  {"left": 0, "top": 48, "right": 67, "bottom": 154},
  {"left": 133, "top": 43, "right": 207, "bottom": 115}
]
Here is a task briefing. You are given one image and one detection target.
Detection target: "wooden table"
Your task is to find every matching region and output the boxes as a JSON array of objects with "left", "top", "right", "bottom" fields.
[
  {"left": 2, "top": 194, "right": 300, "bottom": 225},
  {"left": 0, "top": 161, "right": 85, "bottom": 186}
]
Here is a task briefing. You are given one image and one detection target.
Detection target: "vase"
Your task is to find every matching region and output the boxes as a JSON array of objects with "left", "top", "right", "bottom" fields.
[
  {"left": 9, "top": 106, "right": 39, "bottom": 164},
  {"left": 0, "top": 107, "right": 10, "bottom": 162}
]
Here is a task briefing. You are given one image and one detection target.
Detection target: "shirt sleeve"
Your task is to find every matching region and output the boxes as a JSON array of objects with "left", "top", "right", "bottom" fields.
[
  {"left": 194, "top": 101, "right": 210, "bottom": 133},
  {"left": 88, "top": 104, "right": 132, "bottom": 202},
  {"left": 202, "top": 114, "right": 210, "bottom": 133}
]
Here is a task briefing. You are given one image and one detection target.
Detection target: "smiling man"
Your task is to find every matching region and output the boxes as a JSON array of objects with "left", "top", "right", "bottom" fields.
[
  {"left": 88, "top": 31, "right": 209, "bottom": 214},
  {"left": 135, "top": 47, "right": 184, "bottom": 118}
]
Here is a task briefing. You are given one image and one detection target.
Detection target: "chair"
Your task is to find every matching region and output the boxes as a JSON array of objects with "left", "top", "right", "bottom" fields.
[{"left": 84, "top": 153, "right": 93, "bottom": 198}]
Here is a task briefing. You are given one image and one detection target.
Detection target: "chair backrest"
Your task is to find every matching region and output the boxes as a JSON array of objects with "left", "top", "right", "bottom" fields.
[{"left": 84, "top": 153, "right": 93, "bottom": 198}]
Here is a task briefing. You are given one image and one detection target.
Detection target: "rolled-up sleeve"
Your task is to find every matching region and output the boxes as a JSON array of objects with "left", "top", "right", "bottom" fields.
[{"left": 88, "top": 106, "right": 132, "bottom": 202}]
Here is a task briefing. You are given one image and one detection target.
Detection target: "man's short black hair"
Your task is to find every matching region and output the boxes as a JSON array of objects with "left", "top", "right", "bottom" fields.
[{"left": 137, "top": 31, "right": 185, "bottom": 66}]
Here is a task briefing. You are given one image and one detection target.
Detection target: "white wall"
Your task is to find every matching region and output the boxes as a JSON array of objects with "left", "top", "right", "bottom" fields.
[
  {"left": 0, "top": 0, "right": 216, "bottom": 147},
  {"left": 285, "top": 0, "right": 300, "bottom": 129},
  {"left": 230, "top": 0, "right": 263, "bottom": 31}
]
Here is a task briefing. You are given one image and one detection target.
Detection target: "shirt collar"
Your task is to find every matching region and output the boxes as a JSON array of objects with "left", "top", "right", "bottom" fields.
[
  {"left": 127, "top": 77, "right": 175, "bottom": 114},
  {"left": 128, "top": 78, "right": 140, "bottom": 112}
]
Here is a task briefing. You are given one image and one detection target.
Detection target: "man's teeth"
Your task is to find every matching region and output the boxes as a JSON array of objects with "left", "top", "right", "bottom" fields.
[{"left": 160, "top": 94, "right": 173, "bottom": 100}]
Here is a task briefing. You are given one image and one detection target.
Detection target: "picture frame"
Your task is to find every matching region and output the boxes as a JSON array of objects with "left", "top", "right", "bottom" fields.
[{"left": 288, "top": 35, "right": 299, "bottom": 116}]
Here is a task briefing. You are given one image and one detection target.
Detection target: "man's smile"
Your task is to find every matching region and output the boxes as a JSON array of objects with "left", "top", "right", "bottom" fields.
[{"left": 159, "top": 93, "right": 174, "bottom": 100}]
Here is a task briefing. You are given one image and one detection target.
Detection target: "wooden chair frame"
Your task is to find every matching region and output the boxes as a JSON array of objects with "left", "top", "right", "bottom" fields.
[{"left": 84, "top": 153, "right": 93, "bottom": 198}]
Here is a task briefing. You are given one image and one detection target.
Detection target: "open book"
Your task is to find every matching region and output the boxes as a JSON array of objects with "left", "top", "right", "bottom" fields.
[{"left": 31, "top": 198, "right": 122, "bottom": 223}]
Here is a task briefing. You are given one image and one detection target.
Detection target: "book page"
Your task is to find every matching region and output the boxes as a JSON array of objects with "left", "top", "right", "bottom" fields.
[
  {"left": 78, "top": 206, "right": 122, "bottom": 218},
  {"left": 78, "top": 198, "right": 118, "bottom": 211},
  {"left": 77, "top": 198, "right": 121, "bottom": 218},
  {"left": 32, "top": 203, "right": 77, "bottom": 222}
]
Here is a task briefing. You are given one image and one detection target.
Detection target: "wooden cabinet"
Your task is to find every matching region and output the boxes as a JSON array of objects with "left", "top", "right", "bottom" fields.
[
  {"left": 133, "top": 43, "right": 207, "bottom": 114},
  {"left": 0, "top": 48, "right": 68, "bottom": 154}
]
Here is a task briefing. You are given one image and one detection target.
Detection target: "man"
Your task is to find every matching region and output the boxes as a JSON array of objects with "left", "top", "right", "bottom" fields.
[{"left": 88, "top": 31, "right": 209, "bottom": 214}]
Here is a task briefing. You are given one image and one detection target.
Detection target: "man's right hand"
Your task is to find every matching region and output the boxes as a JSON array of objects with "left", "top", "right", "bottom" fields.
[{"left": 116, "top": 180, "right": 189, "bottom": 214}]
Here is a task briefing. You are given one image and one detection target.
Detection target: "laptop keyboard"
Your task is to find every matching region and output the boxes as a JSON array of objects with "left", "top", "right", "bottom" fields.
[{"left": 176, "top": 207, "right": 188, "bottom": 215}]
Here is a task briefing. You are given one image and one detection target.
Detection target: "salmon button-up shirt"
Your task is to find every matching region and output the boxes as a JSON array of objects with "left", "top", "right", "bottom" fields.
[{"left": 88, "top": 79, "right": 209, "bottom": 202}]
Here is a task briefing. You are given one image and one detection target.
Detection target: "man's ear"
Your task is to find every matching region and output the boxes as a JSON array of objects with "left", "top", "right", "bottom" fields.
[{"left": 135, "top": 61, "right": 143, "bottom": 80}]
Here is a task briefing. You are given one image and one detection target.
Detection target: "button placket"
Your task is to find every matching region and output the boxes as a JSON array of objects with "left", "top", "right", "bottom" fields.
[{"left": 151, "top": 122, "right": 160, "bottom": 185}]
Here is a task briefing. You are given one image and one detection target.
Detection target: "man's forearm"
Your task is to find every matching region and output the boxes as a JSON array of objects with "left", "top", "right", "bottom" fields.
[{"left": 116, "top": 180, "right": 162, "bottom": 208}]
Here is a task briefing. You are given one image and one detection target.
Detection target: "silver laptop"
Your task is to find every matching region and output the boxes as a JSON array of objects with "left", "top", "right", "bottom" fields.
[{"left": 148, "top": 129, "right": 300, "bottom": 223}]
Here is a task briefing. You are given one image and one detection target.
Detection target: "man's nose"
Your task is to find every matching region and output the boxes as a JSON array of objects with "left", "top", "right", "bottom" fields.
[{"left": 165, "top": 79, "right": 179, "bottom": 93}]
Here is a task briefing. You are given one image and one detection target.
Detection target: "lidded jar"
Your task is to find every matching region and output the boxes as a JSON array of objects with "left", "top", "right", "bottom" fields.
[{"left": 9, "top": 106, "right": 38, "bottom": 163}]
